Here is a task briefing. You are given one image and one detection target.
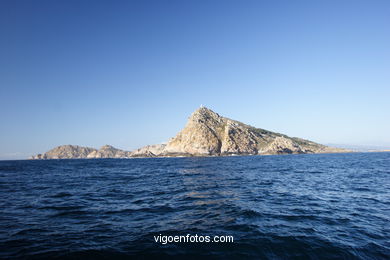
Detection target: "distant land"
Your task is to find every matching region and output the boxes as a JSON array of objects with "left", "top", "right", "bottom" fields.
[
  {"left": 30, "top": 107, "right": 350, "bottom": 159},
  {"left": 325, "top": 144, "right": 390, "bottom": 152}
]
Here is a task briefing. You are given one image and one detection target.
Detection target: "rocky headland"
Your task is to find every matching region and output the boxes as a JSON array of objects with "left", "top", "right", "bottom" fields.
[{"left": 30, "top": 107, "right": 349, "bottom": 159}]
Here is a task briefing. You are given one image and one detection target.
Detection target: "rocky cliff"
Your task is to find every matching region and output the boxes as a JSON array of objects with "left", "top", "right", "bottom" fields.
[
  {"left": 160, "top": 107, "right": 347, "bottom": 156},
  {"left": 30, "top": 107, "right": 348, "bottom": 159}
]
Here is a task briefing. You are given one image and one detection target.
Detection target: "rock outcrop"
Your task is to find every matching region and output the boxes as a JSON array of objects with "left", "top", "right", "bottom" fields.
[
  {"left": 30, "top": 106, "right": 348, "bottom": 159},
  {"left": 161, "top": 107, "right": 347, "bottom": 156},
  {"left": 130, "top": 144, "right": 166, "bottom": 157},
  {"left": 86, "top": 145, "right": 132, "bottom": 158}
]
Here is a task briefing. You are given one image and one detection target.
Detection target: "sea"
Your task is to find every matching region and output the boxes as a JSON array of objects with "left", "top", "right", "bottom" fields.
[{"left": 0, "top": 152, "right": 389, "bottom": 259}]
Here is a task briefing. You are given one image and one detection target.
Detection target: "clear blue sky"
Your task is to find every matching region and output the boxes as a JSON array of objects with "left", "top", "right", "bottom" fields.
[{"left": 1, "top": 0, "right": 389, "bottom": 159}]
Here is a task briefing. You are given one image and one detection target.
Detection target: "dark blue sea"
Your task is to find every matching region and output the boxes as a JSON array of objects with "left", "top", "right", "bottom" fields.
[{"left": 0, "top": 153, "right": 389, "bottom": 259}]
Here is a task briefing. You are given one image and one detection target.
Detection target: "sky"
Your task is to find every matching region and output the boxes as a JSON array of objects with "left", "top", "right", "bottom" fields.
[{"left": 0, "top": 0, "right": 389, "bottom": 159}]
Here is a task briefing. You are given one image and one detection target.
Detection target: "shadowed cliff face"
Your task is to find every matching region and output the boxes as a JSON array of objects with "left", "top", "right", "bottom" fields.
[{"left": 30, "top": 107, "right": 348, "bottom": 159}]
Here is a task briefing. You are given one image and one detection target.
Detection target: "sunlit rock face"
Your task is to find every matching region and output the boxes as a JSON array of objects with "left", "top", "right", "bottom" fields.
[
  {"left": 163, "top": 107, "right": 224, "bottom": 155},
  {"left": 162, "top": 106, "right": 348, "bottom": 156}
]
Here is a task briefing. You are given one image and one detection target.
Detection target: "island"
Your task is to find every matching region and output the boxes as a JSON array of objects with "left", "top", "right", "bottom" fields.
[{"left": 30, "top": 107, "right": 349, "bottom": 159}]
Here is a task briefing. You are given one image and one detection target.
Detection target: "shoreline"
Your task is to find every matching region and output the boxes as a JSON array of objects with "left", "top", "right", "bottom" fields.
[{"left": 9, "top": 150, "right": 390, "bottom": 162}]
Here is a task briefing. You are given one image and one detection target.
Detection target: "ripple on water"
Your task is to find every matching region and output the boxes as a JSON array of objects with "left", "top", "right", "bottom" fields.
[{"left": 0, "top": 153, "right": 389, "bottom": 258}]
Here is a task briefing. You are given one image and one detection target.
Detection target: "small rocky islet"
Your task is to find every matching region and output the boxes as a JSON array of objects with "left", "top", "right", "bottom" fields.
[{"left": 30, "top": 107, "right": 348, "bottom": 159}]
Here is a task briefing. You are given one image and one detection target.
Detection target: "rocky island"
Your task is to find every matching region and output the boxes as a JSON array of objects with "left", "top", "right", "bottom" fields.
[{"left": 30, "top": 107, "right": 348, "bottom": 159}]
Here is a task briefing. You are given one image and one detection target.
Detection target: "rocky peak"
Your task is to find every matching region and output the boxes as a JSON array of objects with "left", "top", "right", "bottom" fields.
[
  {"left": 99, "top": 145, "right": 117, "bottom": 150},
  {"left": 191, "top": 106, "right": 220, "bottom": 118},
  {"left": 163, "top": 107, "right": 226, "bottom": 155},
  {"left": 189, "top": 107, "right": 223, "bottom": 125}
]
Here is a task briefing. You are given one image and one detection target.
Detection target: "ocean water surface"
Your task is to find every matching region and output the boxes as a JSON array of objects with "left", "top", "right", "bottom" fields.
[{"left": 0, "top": 153, "right": 389, "bottom": 259}]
